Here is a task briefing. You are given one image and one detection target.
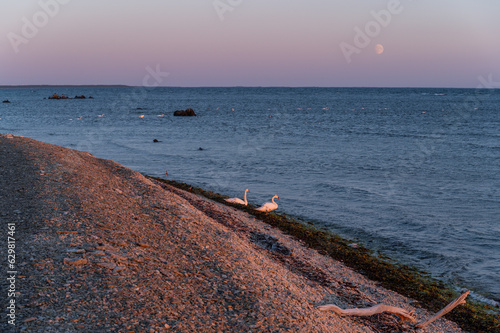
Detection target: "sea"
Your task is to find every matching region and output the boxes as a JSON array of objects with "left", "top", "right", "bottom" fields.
[{"left": 1, "top": 86, "right": 499, "bottom": 305}]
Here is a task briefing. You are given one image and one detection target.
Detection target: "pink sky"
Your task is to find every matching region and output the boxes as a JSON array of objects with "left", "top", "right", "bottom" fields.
[{"left": 1, "top": 0, "right": 499, "bottom": 87}]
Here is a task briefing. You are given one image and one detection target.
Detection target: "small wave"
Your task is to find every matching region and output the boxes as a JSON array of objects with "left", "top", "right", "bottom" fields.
[{"left": 464, "top": 290, "right": 499, "bottom": 308}]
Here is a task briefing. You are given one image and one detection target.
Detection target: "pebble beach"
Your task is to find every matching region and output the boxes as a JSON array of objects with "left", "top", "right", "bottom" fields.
[{"left": 0, "top": 134, "right": 466, "bottom": 332}]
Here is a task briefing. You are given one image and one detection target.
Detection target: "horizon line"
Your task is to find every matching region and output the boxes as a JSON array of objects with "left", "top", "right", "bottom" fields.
[{"left": 1, "top": 84, "right": 497, "bottom": 90}]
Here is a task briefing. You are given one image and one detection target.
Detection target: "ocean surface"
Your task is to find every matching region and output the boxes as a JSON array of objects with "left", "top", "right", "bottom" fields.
[{"left": 1, "top": 87, "right": 499, "bottom": 304}]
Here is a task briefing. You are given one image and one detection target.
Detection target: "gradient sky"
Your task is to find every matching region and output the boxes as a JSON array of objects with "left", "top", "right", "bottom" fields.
[{"left": 1, "top": 0, "right": 499, "bottom": 87}]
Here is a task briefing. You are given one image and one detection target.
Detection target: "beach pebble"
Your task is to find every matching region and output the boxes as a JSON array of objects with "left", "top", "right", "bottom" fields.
[
  {"left": 97, "top": 262, "right": 117, "bottom": 270},
  {"left": 114, "top": 266, "right": 126, "bottom": 273},
  {"left": 67, "top": 248, "right": 86, "bottom": 254},
  {"left": 63, "top": 258, "right": 88, "bottom": 266}
]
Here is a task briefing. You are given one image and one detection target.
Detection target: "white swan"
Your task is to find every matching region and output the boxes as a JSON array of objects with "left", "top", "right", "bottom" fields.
[
  {"left": 224, "top": 189, "right": 250, "bottom": 206},
  {"left": 256, "top": 195, "right": 279, "bottom": 212}
]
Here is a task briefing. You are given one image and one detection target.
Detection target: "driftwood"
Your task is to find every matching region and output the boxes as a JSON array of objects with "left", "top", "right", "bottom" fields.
[
  {"left": 318, "top": 290, "right": 470, "bottom": 329},
  {"left": 415, "top": 290, "right": 470, "bottom": 328},
  {"left": 318, "top": 303, "right": 416, "bottom": 323}
]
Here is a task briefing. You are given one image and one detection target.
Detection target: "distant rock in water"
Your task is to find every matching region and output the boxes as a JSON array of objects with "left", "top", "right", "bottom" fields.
[
  {"left": 173, "top": 108, "right": 196, "bottom": 117},
  {"left": 48, "top": 93, "right": 69, "bottom": 100},
  {"left": 48, "top": 94, "right": 93, "bottom": 100},
  {"left": 2, "top": 99, "right": 10, "bottom": 103}
]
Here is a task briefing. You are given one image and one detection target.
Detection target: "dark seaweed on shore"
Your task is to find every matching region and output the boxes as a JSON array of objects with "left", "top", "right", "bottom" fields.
[{"left": 149, "top": 176, "right": 500, "bottom": 333}]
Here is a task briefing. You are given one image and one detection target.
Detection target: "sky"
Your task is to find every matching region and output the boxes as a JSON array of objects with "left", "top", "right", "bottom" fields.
[{"left": 1, "top": 0, "right": 499, "bottom": 87}]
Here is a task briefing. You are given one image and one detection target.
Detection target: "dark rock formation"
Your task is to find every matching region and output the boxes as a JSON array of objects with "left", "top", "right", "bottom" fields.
[
  {"left": 2, "top": 100, "right": 10, "bottom": 103},
  {"left": 48, "top": 93, "right": 69, "bottom": 100},
  {"left": 47, "top": 94, "right": 92, "bottom": 100},
  {"left": 173, "top": 108, "right": 196, "bottom": 117}
]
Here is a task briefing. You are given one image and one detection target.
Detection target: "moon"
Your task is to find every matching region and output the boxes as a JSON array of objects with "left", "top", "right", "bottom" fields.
[{"left": 375, "top": 44, "right": 384, "bottom": 55}]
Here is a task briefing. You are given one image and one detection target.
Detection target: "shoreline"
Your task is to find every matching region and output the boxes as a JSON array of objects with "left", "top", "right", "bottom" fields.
[
  {"left": 150, "top": 177, "right": 500, "bottom": 332},
  {"left": 192, "top": 180, "right": 500, "bottom": 308},
  {"left": 0, "top": 134, "right": 497, "bottom": 332}
]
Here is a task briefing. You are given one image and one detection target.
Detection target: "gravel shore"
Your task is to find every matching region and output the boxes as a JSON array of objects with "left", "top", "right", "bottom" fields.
[{"left": 0, "top": 134, "right": 464, "bottom": 332}]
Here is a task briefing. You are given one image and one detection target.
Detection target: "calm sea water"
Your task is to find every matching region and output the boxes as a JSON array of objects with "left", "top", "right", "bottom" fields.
[{"left": 1, "top": 87, "right": 499, "bottom": 303}]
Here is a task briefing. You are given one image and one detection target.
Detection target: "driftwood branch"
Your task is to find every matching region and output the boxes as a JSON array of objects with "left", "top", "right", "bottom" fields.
[
  {"left": 415, "top": 290, "right": 470, "bottom": 328},
  {"left": 318, "top": 290, "right": 470, "bottom": 329},
  {"left": 318, "top": 303, "right": 416, "bottom": 323}
]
